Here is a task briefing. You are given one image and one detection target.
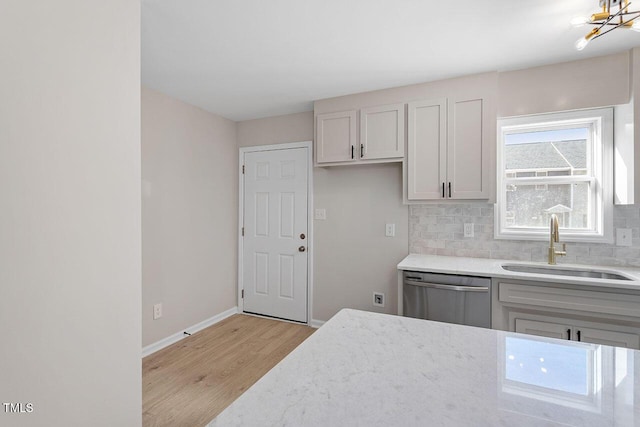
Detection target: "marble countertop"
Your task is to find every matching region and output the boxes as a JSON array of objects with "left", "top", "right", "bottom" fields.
[
  {"left": 209, "top": 309, "right": 640, "bottom": 426},
  {"left": 398, "top": 253, "right": 640, "bottom": 290}
]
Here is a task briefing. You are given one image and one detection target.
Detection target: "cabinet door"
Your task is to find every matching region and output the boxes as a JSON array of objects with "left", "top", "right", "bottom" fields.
[
  {"left": 407, "top": 99, "right": 447, "bottom": 200},
  {"left": 447, "top": 95, "right": 489, "bottom": 199},
  {"left": 576, "top": 327, "right": 640, "bottom": 350},
  {"left": 360, "top": 103, "right": 404, "bottom": 160},
  {"left": 316, "top": 110, "right": 357, "bottom": 164},
  {"left": 515, "top": 318, "right": 571, "bottom": 340},
  {"left": 514, "top": 316, "right": 640, "bottom": 350}
]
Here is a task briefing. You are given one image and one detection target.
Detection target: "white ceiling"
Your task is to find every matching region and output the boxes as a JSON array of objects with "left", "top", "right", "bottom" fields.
[{"left": 142, "top": 0, "right": 640, "bottom": 121}]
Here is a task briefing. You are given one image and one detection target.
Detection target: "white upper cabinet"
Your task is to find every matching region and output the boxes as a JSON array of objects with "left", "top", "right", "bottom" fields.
[
  {"left": 315, "top": 104, "right": 404, "bottom": 166},
  {"left": 407, "top": 94, "right": 490, "bottom": 201},
  {"left": 447, "top": 95, "right": 488, "bottom": 199},
  {"left": 407, "top": 99, "right": 447, "bottom": 200},
  {"left": 315, "top": 110, "right": 357, "bottom": 164},
  {"left": 360, "top": 103, "right": 404, "bottom": 160}
]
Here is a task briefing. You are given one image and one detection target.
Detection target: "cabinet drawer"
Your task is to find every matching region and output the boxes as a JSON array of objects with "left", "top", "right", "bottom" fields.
[{"left": 498, "top": 282, "right": 640, "bottom": 318}]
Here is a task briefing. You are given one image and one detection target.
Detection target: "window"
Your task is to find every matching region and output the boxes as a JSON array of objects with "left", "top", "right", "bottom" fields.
[{"left": 496, "top": 108, "right": 613, "bottom": 242}]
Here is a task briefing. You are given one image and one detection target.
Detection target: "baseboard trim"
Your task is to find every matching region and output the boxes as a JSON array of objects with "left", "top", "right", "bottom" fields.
[
  {"left": 142, "top": 306, "right": 239, "bottom": 358},
  {"left": 310, "top": 319, "right": 326, "bottom": 329}
]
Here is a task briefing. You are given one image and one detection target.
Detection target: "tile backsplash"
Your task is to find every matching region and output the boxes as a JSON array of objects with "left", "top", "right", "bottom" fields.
[{"left": 409, "top": 203, "right": 640, "bottom": 268}]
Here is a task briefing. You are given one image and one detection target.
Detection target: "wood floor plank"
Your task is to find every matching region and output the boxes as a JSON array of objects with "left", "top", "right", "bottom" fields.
[{"left": 142, "top": 314, "right": 315, "bottom": 427}]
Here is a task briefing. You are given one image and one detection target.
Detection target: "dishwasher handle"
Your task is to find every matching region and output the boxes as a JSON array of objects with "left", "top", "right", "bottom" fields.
[{"left": 404, "top": 279, "right": 489, "bottom": 292}]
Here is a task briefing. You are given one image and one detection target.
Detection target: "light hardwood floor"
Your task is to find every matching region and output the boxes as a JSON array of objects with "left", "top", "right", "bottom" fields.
[{"left": 142, "top": 314, "right": 315, "bottom": 427}]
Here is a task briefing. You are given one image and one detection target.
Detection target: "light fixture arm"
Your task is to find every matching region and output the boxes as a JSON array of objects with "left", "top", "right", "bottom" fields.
[
  {"left": 593, "top": 12, "right": 640, "bottom": 39},
  {"left": 573, "top": 0, "right": 640, "bottom": 49},
  {"left": 595, "top": 1, "right": 631, "bottom": 31}
]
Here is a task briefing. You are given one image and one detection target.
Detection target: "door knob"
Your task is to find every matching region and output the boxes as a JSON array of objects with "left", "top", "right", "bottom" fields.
[{"left": 298, "top": 246, "right": 306, "bottom": 252}]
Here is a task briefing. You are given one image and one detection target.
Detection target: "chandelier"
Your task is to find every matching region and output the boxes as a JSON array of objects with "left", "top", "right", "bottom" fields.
[{"left": 572, "top": 0, "right": 640, "bottom": 50}]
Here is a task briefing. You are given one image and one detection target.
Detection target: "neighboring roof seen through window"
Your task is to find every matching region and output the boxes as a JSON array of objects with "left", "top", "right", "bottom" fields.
[
  {"left": 505, "top": 140, "right": 586, "bottom": 171},
  {"left": 505, "top": 128, "right": 589, "bottom": 171}
]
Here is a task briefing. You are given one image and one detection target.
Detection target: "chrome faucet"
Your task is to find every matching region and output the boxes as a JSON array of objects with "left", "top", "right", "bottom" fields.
[{"left": 548, "top": 214, "right": 566, "bottom": 265}]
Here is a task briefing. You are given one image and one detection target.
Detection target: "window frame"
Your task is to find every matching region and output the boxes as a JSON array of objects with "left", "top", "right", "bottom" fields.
[{"left": 495, "top": 108, "right": 613, "bottom": 243}]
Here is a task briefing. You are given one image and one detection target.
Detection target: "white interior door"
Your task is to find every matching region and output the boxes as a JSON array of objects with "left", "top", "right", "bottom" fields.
[{"left": 242, "top": 147, "right": 308, "bottom": 322}]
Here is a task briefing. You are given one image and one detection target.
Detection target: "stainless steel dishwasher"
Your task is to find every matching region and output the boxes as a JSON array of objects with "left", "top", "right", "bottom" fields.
[{"left": 403, "top": 271, "right": 491, "bottom": 328}]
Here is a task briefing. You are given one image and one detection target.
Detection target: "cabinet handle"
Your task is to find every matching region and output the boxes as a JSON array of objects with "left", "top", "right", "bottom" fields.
[
  {"left": 448, "top": 182, "right": 451, "bottom": 198},
  {"left": 442, "top": 182, "right": 445, "bottom": 198},
  {"left": 351, "top": 145, "right": 354, "bottom": 159},
  {"left": 577, "top": 330, "right": 581, "bottom": 341},
  {"left": 360, "top": 143, "right": 364, "bottom": 158},
  {"left": 567, "top": 329, "right": 571, "bottom": 340}
]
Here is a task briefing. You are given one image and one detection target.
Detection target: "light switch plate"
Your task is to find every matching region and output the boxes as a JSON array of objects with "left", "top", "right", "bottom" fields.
[
  {"left": 314, "top": 208, "right": 326, "bottom": 220},
  {"left": 385, "top": 223, "right": 395, "bottom": 237},
  {"left": 464, "top": 223, "right": 474, "bottom": 238},
  {"left": 616, "top": 228, "right": 632, "bottom": 247},
  {"left": 153, "top": 303, "right": 162, "bottom": 320}
]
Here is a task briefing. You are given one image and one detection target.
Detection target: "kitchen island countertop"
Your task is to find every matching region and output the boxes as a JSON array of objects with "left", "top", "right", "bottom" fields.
[{"left": 209, "top": 309, "right": 639, "bottom": 426}]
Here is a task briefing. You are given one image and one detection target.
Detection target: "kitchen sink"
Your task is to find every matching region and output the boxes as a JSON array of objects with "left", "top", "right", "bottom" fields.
[{"left": 501, "top": 263, "right": 632, "bottom": 281}]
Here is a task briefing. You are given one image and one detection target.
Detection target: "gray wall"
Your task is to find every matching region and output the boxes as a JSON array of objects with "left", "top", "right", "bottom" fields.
[
  {"left": 237, "top": 111, "right": 313, "bottom": 147},
  {"left": 314, "top": 164, "right": 409, "bottom": 321},
  {"left": 0, "top": 1, "right": 141, "bottom": 425},
  {"left": 498, "top": 51, "right": 629, "bottom": 117},
  {"left": 142, "top": 87, "right": 237, "bottom": 346}
]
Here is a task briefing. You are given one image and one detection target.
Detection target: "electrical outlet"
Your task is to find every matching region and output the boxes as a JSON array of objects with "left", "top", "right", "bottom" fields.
[
  {"left": 373, "top": 292, "right": 384, "bottom": 307},
  {"left": 617, "top": 228, "right": 632, "bottom": 247},
  {"left": 385, "top": 223, "right": 395, "bottom": 237},
  {"left": 153, "top": 303, "right": 162, "bottom": 320},
  {"left": 464, "top": 223, "right": 474, "bottom": 238}
]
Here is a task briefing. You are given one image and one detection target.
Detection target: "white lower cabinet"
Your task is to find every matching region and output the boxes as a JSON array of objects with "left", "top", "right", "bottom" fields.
[
  {"left": 493, "top": 279, "right": 640, "bottom": 350},
  {"left": 514, "top": 317, "right": 640, "bottom": 349},
  {"left": 577, "top": 325, "right": 640, "bottom": 349},
  {"left": 514, "top": 318, "right": 571, "bottom": 340}
]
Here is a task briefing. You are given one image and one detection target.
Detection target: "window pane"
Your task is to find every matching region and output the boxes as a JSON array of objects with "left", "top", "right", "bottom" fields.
[
  {"left": 504, "top": 128, "right": 588, "bottom": 174},
  {"left": 505, "top": 182, "right": 590, "bottom": 229}
]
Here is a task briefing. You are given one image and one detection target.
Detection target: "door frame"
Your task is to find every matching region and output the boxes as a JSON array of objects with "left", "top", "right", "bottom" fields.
[{"left": 237, "top": 141, "right": 314, "bottom": 325}]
